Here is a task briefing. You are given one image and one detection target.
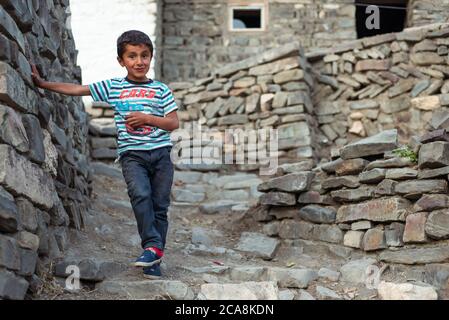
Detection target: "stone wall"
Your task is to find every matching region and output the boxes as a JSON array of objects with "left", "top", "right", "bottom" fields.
[
  {"left": 0, "top": 1, "right": 90, "bottom": 299},
  {"left": 161, "top": 0, "right": 356, "bottom": 82},
  {"left": 409, "top": 0, "right": 449, "bottom": 27},
  {"left": 308, "top": 23, "right": 449, "bottom": 158},
  {"left": 161, "top": 0, "right": 449, "bottom": 83},
  {"left": 256, "top": 129, "right": 449, "bottom": 287},
  {"left": 171, "top": 42, "right": 318, "bottom": 167}
]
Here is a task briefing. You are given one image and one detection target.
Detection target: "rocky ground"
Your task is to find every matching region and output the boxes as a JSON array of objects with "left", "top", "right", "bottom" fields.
[{"left": 34, "top": 162, "right": 446, "bottom": 300}]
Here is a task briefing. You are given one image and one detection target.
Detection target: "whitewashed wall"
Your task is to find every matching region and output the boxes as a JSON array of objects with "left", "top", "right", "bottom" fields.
[{"left": 69, "top": 0, "right": 159, "bottom": 108}]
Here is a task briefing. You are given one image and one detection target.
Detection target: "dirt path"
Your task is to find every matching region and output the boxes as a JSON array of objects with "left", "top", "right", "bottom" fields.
[{"left": 35, "top": 163, "right": 385, "bottom": 300}]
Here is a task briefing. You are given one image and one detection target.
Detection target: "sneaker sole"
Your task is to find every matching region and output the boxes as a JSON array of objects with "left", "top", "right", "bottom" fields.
[{"left": 133, "top": 258, "right": 162, "bottom": 268}]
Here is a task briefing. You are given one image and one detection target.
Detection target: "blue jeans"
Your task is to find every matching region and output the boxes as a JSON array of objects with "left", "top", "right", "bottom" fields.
[{"left": 119, "top": 146, "right": 174, "bottom": 251}]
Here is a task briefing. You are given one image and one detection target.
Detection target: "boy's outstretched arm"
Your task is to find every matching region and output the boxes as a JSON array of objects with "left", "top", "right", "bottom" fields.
[
  {"left": 126, "top": 111, "right": 179, "bottom": 132},
  {"left": 31, "top": 64, "right": 91, "bottom": 96}
]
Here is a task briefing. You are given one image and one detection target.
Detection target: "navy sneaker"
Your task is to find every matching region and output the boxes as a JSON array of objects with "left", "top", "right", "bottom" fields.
[
  {"left": 134, "top": 249, "right": 162, "bottom": 267},
  {"left": 143, "top": 263, "right": 162, "bottom": 280}
]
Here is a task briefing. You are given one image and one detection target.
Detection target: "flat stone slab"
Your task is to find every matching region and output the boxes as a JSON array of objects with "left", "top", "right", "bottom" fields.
[
  {"left": 191, "top": 227, "right": 224, "bottom": 246},
  {"left": 298, "top": 205, "right": 336, "bottom": 224},
  {"left": 316, "top": 285, "right": 342, "bottom": 300},
  {"left": 359, "top": 168, "right": 386, "bottom": 184},
  {"left": 379, "top": 246, "right": 449, "bottom": 264},
  {"left": 229, "top": 266, "right": 266, "bottom": 282},
  {"left": 97, "top": 280, "right": 194, "bottom": 300},
  {"left": 365, "top": 157, "right": 414, "bottom": 170},
  {"left": 258, "top": 172, "right": 314, "bottom": 193},
  {"left": 377, "top": 281, "right": 438, "bottom": 300},
  {"left": 199, "top": 200, "right": 247, "bottom": 214},
  {"left": 385, "top": 168, "right": 418, "bottom": 180},
  {"left": 322, "top": 176, "right": 360, "bottom": 190},
  {"left": 340, "top": 129, "right": 398, "bottom": 160},
  {"left": 418, "top": 166, "right": 449, "bottom": 179},
  {"left": 331, "top": 187, "right": 375, "bottom": 203},
  {"left": 183, "top": 266, "right": 230, "bottom": 275},
  {"left": 260, "top": 192, "right": 296, "bottom": 206},
  {"left": 198, "top": 281, "right": 279, "bottom": 300},
  {"left": 394, "top": 180, "right": 448, "bottom": 197},
  {"left": 425, "top": 209, "right": 449, "bottom": 240},
  {"left": 414, "top": 194, "right": 449, "bottom": 212},
  {"left": 235, "top": 232, "right": 280, "bottom": 260},
  {"left": 0, "top": 144, "right": 55, "bottom": 210},
  {"left": 336, "top": 197, "right": 411, "bottom": 223},
  {"left": 266, "top": 267, "right": 318, "bottom": 289},
  {"left": 54, "top": 258, "right": 127, "bottom": 282},
  {"left": 184, "top": 244, "right": 243, "bottom": 260}
]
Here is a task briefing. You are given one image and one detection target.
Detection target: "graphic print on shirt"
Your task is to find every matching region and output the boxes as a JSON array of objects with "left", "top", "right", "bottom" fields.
[
  {"left": 88, "top": 78, "right": 178, "bottom": 155},
  {"left": 115, "top": 98, "right": 157, "bottom": 137}
]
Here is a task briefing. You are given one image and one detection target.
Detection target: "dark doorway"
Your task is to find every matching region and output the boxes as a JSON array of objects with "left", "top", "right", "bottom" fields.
[{"left": 356, "top": 0, "right": 408, "bottom": 38}]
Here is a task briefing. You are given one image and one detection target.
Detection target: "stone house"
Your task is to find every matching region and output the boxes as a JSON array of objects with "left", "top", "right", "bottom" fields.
[{"left": 159, "top": 0, "right": 449, "bottom": 82}]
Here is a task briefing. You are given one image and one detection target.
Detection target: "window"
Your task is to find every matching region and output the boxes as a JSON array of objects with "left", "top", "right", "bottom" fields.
[
  {"left": 356, "top": 0, "right": 409, "bottom": 38},
  {"left": 229, "top": 6, "right": 265, "bottom": 31}
]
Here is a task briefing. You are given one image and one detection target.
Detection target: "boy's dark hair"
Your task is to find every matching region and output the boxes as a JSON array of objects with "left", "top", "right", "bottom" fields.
[{"left": 117, "top": 30, "right": 154, "bottom": 58}]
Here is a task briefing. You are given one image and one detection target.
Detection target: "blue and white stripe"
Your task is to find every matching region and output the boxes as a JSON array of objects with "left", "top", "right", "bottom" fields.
[{"left": 88, "top": 77, "right": 178, "bottom": 156}]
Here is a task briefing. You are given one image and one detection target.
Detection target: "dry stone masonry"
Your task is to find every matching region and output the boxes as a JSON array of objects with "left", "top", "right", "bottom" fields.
[
  {"left": 160, "top": 0, "right": 449, "bottom": 82},
  {"left": 309, "top": 23, "right": 449, "bottom": 156},
  {"left": 256, "top": 129, "right": 449, "bottom": 273},
  {"left": 172, "top": 42, "right": 317, "bottom": 165},
  {"left": 0, "top": 0, "right": 90, "bottom": 300}
]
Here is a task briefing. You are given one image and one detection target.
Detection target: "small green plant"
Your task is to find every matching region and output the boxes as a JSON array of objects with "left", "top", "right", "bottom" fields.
[{"left": 392, "top": 145, "right": 418, "bottom": 163}]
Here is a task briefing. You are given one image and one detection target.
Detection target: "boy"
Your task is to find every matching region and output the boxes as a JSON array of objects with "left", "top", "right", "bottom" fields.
[{"left": 31, "top": 30, "right": 179, "bottom": 280}]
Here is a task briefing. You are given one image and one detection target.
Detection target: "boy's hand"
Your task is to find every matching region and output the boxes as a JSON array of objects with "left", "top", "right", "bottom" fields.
[
  {"left": 30, "top": 63, "right": 44, "bottom": 87},
  {"left": 125, "top": 112, "right": 151, "bottom": 129}
]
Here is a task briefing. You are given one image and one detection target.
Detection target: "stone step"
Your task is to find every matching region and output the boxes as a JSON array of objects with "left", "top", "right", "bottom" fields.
[
  {"left": 197, "top": 281, "right": 279, "bottom": 300},
  {"left": 97, "top": 280, "right": 195, "bottom": 300},
  {"left": 54, "top": 258, "right": 128, "bottom": 282},
  {"left": 183, "top": 264, "right": 318, "bottom": 289}
]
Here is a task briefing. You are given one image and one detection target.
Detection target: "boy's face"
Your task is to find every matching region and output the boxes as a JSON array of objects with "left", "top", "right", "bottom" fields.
[{"left": 118, "top": 44, "right": 152, "bottom": 82}]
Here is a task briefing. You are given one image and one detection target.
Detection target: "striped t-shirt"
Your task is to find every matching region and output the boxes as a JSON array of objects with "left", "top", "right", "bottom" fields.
[{"left": 89, "top": 77, "right": 178, "bottom": 156}]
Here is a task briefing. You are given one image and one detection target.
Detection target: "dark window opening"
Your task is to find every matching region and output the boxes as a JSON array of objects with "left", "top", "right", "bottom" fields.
[
  {"left": 356, "top": 0, "right": 408, "bottom": 38},
  {"left": 232, "top": 8, "right": 262, "bottom": 29}
]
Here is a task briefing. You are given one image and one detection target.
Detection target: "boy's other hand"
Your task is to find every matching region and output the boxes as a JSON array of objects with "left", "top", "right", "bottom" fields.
[
  {"left": 126, "top": 112, "right": 150, "bottom": 129},
  {"left": 30, "top": 63, "right": 44, "bottom": 87}
]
